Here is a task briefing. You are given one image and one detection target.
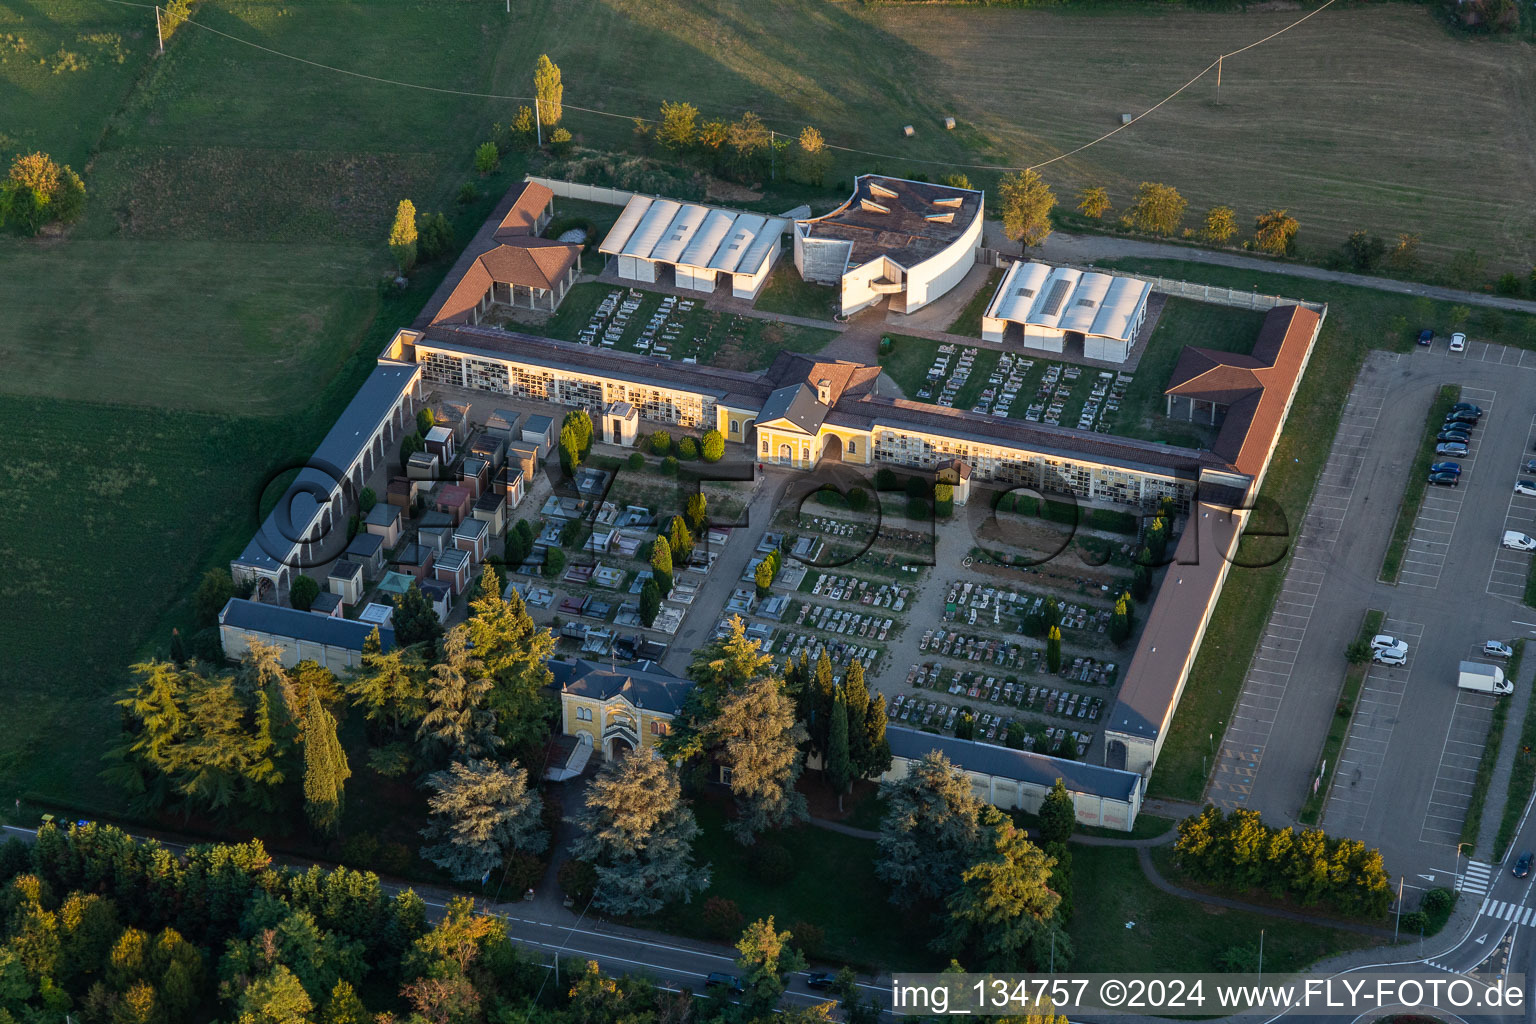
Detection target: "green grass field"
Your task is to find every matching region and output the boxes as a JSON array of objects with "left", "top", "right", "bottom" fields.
[
  {"left": 1099, "top": 260, "right": 1536, "bottom": 801},
  {"left": 755, "top": 264, "right": 839, "bottom": 321},
  {"left": 1068, "top": 845, "right": 1376, "bottom": 972}
]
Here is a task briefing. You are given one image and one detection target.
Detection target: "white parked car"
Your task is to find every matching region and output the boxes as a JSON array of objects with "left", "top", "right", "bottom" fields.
[
  {"left": 1504, "top": 531, "right": 1536, "bottom": 551},
  {"left": 1484, "top": 641, "right": 1515, "bottom": 659},
  {"left": 1450, "top": 332, "right": 1467, "bottom": 352},
  {"left": 1371, "top": 634, "right": 1403, "bottom": 652},
  {"left": 1516, "top": 480, "right": 1536, "bottom": 497},
  {"left": 1373, "top": 647, "right": 1408, "bottom": 666}
]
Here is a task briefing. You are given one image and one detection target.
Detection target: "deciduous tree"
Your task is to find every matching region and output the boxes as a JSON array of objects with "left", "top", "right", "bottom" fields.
[
  {"left": 389, "top": 199, "right": 418, "bottom": 274},
  {"left": 657, "top": 100, "right": 699, "bottom": 153},
  {"left": 1122, "top": 182, "right": 1186, "bottom": 236},
  {"left": 997, "top": 169, "right": 1055, "bottom": 248},
  {"left": 938, "top": 813, "right": 1060, "bottom": 969},
  {"left": 1201, "top": 205, "right": 1237, "bottom": 244},
  {"left": 534, "top": 55, "right": 563, "bottom": 126},
  {"left": 416, "top": 627, "right": 500, "bottom": 765},
  {"left": 1252, "top": 208, "right": 1299, "bottom": 255},
  {"left": 1076, "top": 186, "right": 1110, "bottom": 220},
  {"left": 735, "top": 917, "right": 807, "bottom": 1016}
]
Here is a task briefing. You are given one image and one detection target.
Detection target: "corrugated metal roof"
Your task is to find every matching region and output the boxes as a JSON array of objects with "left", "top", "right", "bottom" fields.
[
  {"left": 988, "top": 261, "right": 1051, "bottom": 323},
  {"left": 648, "top": 203, "right": 709, "bottom": 264},
  {"left": 985, "top": 261, "right": 1150, "bottom": 343},
  {"left": 597, "top": 195, "right": 652, "bottom": 255},
  {"left": 709, "top": 213, "right": 768, "bottom": 272},
  {"left": 680, "top": 209, "right": 737, "bottom": 268},
  {"left": 736, "top": 218, "right": 786, "bottom": 276},
  {"left": 620, "top": 199, "right": 682, "bottom": 258},
  {"left": 1058, "top": 272, "right": 1112, "bottom": 334},
  {"left": 1090, "top": 277, "right": 1151, "bottom": 343}
]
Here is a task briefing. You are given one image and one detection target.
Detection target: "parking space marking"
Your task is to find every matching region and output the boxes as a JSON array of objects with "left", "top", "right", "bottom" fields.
[
  {"left": 1402, "top": 390, "right": 1497, "bottom": 589},
  {"left": 1487, "top": 414, "right": 1536, "bottom": 603},
  {"left": 1420, "top": 685, "right": 1499, "bottom": 845},
  {"left": 1323, "top": 618, "right": 1424, "bottom": 834},
  {"left": 1209, "top": 382, "right": 1387, "bottom": 810}
]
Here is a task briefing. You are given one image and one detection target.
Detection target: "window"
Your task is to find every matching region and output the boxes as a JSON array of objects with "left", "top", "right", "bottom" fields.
[
  {"left": 761, "top": 439, "right": 769, "bottom": 454},
  {"left": 575, "top": 707, "right": 593, "bottom": 722},
  {"left": 847, "top": 439, "right": 857, "bottom": 455},
  {"left": 650, "top": 721, "right": 669, "bottom": 736},
  {"left": 730, "top": 420, "right": 739, "bottom": 435}
]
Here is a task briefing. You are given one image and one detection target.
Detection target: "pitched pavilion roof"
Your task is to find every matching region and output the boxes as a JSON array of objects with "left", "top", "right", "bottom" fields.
[
  {"left": 766, "top": 352, "right": 882, "bottom": 406},
  {"left": 431, "top": 239, "right": 581, "bottom": 325},
  {"left": 1162, "top": 305, "right": 1322, "bottom": 477},
  {"left": 758, "top": 383, "right": 827, "bottom": 434},
  {"left": 550, "top": 658, "right": 692, "bottom": 715},
  {"left": 493, "top": 180, "right": 555, "bottom": 239}
]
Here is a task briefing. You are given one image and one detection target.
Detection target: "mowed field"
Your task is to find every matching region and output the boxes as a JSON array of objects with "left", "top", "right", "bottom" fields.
[{"left": 511, "top": 0, "right": 1534, "bottom": 268}]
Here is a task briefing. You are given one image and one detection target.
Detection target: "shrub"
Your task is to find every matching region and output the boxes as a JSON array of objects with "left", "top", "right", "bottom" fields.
[
  {"left": 934, "top": 482, "right": 954, "bottom": 517},
  {"left": 549, "top": 127, "right": 574, "bottom": 158},
  {"left": 702, "top": 896, "right": 743, "bottom": 939},
  {"left": 288, "top": 574, "right": 320, "bottom": 611},
  {"left": 660, "top": 456, "right": 679, "bottom": 477},
  {"left": 874, "top": 467, "right": 899, "bottom": 490},
  {"left": 543, "top": 547, "right": 567, "bottom": 578},
  {"left": 906, "top": 496, "right": 929, "bottom": 521},
  {"left": 338, "top": 833, "right": 380, "bottom": 870},
  {"left": 358, "top": 487, "right": 377, "bottom": 513},
  {"left": 904, "top": 475, "right": 929, "bottom": 500},
  {"left": 677, "top": 436, "right": 699, "bottom": 460},
  {"left": 749, "top": 843, "right": 796, "bottom": 886},
  {"left": 627, "top": 452, "right": 645, "bottom": 471},
  {"left": 503, "top": 850, "right": 544, "bottom": 894},
  {"left": 188, "top": 626, "right": 224, "bottom": 664},
  {"left": 559, "top": 859, "right": 598, "bottom": 904},
  {"left": 847, "top": 487, "right": 870, "bottom": 513},
  {"left": 474, "top": 141, "right": 500, "bottom": 175},
  {"left": 789, "top": 920, "right": 825, "bottom": 960},
  {"left": 649, "top": 430, "right": 673, "bottom": 455},
  {"left": 1400, "top": 910, "right": 1428, "bottom": 935},
  {"left": 457, "top": 182, "right": 478, "bottom": 205},
  {"left": 700, "top": 429, "right": 725, "bottom": 463}
]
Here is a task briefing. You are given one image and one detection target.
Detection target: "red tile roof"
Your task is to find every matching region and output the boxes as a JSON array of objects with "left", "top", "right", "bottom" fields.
[
  {"left": 494, "top": 180, "right": 555, "bottom": 239},
  {"left": 431, "top": 239, "right": 580, "bottom": 325},
  {"left": 1163, "top": 305, "right": 1322, "bottom": 478}
]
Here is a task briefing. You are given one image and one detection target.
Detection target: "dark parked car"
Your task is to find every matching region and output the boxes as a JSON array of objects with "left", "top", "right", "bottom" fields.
[
  {"left": 706, "top": 973, "right": 744, "bottom": 995},
  {"left": 1445, "top": 411, "right": 1480, "bottom": 426},
  {"left": 1429, "top": 461, "right": 1462, "bottom": 475},
  {"left": 1452, "top": 402, "right": 1483, "bottom": 416},
  {"left": 805, "top": 972, "right": 838, "bottom": 991},
  {"left": 1437, "top": 429, "right": 1472, "bottom": 443},
  {"left": 1427, "top": 472, "right": 1460, "bottom": 487},
  {"left": 1417, "top": 329, "right": 1435, "bottom": 346},
  {"left": 1515, "top": 851, "right": 1533, "bottom": 878}
]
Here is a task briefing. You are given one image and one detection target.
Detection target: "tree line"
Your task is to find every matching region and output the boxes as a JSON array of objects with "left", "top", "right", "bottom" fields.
[
  {"left": 0, "top": 823, "right": 885, "bottom": 1024},
  {"left": 1173, "top": 807, "right": 1393, "bottom": 919}
]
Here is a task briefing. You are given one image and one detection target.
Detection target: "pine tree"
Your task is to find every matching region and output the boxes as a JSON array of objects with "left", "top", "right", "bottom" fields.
[
  {"left": 303, "top": 689, "right": 350, "bottom": 838},
  {"left": 843, "top": 660, "right": 870, "bottom": 773},
  {"left": 938, "top": 814, "right": 1060, "bottom": 969},
  {"left": 1038, "top": 779, "right": 1075, "bottom": 845},
  {"left": 569, "top": 751, "right": 710, "bottom": 915},
  {"left": 321, "top": 979, "right": 369, "bottom": 1024},
  {"left": 466, "top": 567, "right": 556, "bottom": 754},
  {"left": 702, "top": 621, "right": 808, "bottom": 844},
  {"left": 876, "top": 751, "right": 993, "bottom": 904},
  {"left": 416, "top": 627, "right": 501, "bottom": 766},
  {"left": 344, "top": 628, "right": 427, "bottom": 735},
  {"left": 862, "top": 692, "right": 892, "bottom": 779},
  {"left": 826, "top": 691, "right": 852, "bottom": 811},
  {"left": 394, "top": 584, "right": 443, "bottom": 651},
  {"left": 104, "top": 661, "right": 191, "bottom": 812},
  {"left": 419, "top": 759, "right": 546, "bottom": 882}
]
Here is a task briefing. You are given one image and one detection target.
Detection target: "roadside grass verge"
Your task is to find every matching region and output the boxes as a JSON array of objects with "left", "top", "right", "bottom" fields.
[
  {"left": 1095, "top": 258, "right": 1536, "bottom": 802},
  {"left": 1525, "top": 554, "right": 1536, "bottom": 609},
  {"left": 1071, "top": 845, "right": 1377, "bottom": 972},
  {"left": 1299, "top": 610, "right": 1385, "bottom": 825},
  {"left": 1380, "top": 384, "right": 1461, "bottom": 583},
  {"left": 645, "top": 796, "right": 934, "bottom": 971},
  {"left": 1496, "top": 643, "right": 1536, "bottom": 860},
  {"left": 944, "top": 266, "right": 1004, "bottom": 336},
  {"left": 1465, "top": 641, "right": 1523, "bottom": 850}
]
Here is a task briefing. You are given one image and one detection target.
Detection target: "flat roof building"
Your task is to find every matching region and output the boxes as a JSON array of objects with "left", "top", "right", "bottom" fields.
[{"left": 794, "top": 175, "right": 984, "bottom": 316}]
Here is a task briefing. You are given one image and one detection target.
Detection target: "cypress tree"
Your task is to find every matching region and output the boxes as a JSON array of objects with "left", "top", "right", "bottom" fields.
[
  {"left": 303, "top": 689, "right": 351, "bottom": 837},
  {"left": 826, "top": 691, "right": 852, "bottom": 811},
  {"left": 650, "top": 535, "right": 673, "bottom": 597},
  {"left": 1046, "top": 626, "right": 1062, "bottom": 674}
]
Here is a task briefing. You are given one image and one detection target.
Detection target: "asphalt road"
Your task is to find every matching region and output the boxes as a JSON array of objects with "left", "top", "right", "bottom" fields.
[
  {"left": 1209, "top": 337, "right": 1536, "bottom": 883},
  {"left": 0, "top": 823, "right": 892, "bottom": 1014}
]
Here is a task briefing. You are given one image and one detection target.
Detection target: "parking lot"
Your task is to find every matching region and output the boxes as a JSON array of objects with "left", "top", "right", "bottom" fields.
[{"left": 1216, "top": 342, "right": 1536, "bottom": 881}]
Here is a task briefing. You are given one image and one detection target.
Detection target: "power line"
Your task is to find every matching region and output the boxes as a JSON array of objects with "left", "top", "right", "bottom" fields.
[{"left": 99, "top": 0, "right": 1339, "bottom": 175}]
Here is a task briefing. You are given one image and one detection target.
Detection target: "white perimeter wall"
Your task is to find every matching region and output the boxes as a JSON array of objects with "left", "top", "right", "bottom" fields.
[{"left": 901, "top": 207, "right": 983, "bottom": 313}]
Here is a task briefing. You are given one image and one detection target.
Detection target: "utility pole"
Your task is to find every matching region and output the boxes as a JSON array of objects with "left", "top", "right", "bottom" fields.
[
  {"left": 1394, "top": 876, "right": 1404, "bottom": 941},
  {"left": 155, "top": 5, "right": 163, "bottom": 54},
  {"left": 535, "top": 97, "right": 543, "bottom": 148},
  {"left": 1257, "top": 928, "right": 1264, "bottom": 982},
  {"left": 1216, "top": 55, "right": 1222, "bottom": 104}
]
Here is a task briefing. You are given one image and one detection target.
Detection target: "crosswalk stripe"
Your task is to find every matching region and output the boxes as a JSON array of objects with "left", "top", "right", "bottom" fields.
[
  {"left": 1522, "top": 907, "right": 1533, "bottom": 927},
  {"left": 1505, "top": 904, "right": 1519, "bottom": 922},
  {"left": 1481, "top": 898, "right": 1493, "bottom": 915}
]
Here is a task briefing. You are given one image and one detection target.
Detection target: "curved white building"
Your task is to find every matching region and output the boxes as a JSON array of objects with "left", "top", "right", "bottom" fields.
[{"left": 794, "top": 175, "right": 984, "bottom": 316}]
